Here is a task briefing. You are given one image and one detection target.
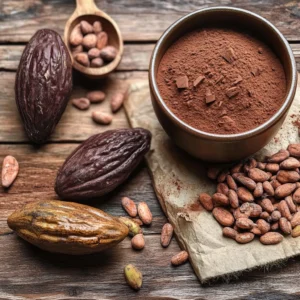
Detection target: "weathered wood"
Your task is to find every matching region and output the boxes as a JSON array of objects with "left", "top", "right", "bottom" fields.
[
  {"left": 0, "top": 0, "right": 299, "bottom": 42},
  {"left": 0, "top": 44, "right": 153, "bottom": 71},
  {"left": 0, "top": 71, "right": 147, "bottom": 142},
  {"left": 0, "top": 43, "right": 299, "bottom": 72},
  {"left": 2, "top": 232, "right": 300, "bottom": 299},
  {"left": 0, "top": 143, "right": 166, "bottom": 235}
]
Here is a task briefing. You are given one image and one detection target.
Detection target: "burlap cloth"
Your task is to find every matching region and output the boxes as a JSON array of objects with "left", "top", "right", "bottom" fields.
[{"left": 124, "top": 79, "right": 300, "bottom": 283}]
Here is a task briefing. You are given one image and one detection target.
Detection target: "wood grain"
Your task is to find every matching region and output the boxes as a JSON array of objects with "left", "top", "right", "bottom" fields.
[
  {"left": 0, "top": 0, "right": 299, "bottom": 42},
  {"left": 0, "top": 143, "right": 166, "bottom": 235},
  {"left": 0, "top": 44, "right": 153, "bottom": 71},
  {"left": 0, "top": 71, "right": 147, "bottom": 143},
  {"left": 0, "top": 43, "right": 299, "bottom": 72}
]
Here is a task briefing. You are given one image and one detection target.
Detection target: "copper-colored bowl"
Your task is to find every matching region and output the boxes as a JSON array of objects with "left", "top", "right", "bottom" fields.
[{"left": 149, "top": 7, "right": 298, "bottom": 162}]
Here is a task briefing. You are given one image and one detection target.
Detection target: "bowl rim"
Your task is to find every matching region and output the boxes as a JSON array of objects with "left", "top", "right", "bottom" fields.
[{"left": 149, "top": 6, "right": 298, "bottom": 141}]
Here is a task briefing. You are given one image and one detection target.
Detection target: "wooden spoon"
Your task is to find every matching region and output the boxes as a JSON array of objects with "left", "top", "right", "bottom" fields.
[{"left": 64, "top": 0, "right": 123, "bottom": 79}]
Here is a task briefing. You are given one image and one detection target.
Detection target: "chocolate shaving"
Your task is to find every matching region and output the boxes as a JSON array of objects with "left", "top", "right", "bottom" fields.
[
  {"left": 176, "top": 75, "right": 189, "bottom": 89},
  {"left": 226, "top": 87, "right": 239, "bottom": 99},
  {"left": 193, "top": 75, "right": 205, "bottom": 87},
  {"left": 221, "top": 47, "right": 236, "bottom": 63},
  {"left": 205, "top": 89, "right": 216, "bottom": 104}
]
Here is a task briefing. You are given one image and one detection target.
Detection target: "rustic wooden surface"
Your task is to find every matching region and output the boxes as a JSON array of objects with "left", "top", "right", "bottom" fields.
[{"left": 1, "top": 1, "right": 300, "bottom": 299}]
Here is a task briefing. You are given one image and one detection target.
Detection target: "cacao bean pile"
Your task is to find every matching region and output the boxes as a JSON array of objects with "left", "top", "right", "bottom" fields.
[
  {"left": 200, "top": 144, "right": 300, "bottom": 245},
  {"left": 70, "top": 20, "right": 118, "bottom": 68}
]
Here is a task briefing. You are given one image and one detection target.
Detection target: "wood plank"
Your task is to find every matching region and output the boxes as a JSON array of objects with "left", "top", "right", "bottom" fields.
[
  {"left": 0, "top": 0, "right": 299, "bottom": 43},
  {"left": 2, "top": 232, "right": 300, "bottom": 299},
  {"left": 1, "top": 43, "right": 300, "bottom": 72},
  {"left": 0, "top": 143, "right": 166, "bottom": 235},
  {"left": 0, "top": 44, "right": 153, "bottom": 71},
  {"left": 0, "top": 71, "right": 147, "bottom": 143}
]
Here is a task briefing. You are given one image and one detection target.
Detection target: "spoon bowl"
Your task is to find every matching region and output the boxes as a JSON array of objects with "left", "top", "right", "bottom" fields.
[{"left": 64, "top": 0, "right": 123, "bottom": 79}]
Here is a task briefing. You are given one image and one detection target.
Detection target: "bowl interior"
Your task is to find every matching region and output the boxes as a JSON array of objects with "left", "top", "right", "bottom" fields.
[
  {"left": 150, "top": 8, "right": 297, "bottom": 140},
  {"left": 67, "top": 15, "right": 123, "bottom": 78}
]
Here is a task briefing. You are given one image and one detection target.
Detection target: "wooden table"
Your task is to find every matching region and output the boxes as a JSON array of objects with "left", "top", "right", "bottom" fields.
[{"left": 0, "top": 1, "right": 300, "bottom": 299}]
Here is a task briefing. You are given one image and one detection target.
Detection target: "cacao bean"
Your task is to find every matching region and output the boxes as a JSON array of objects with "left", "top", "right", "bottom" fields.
[
  {"left": 278, "top": 200, "right": 292, "bottom": 221},
  {"left": 237, "top": 187, "right": 254, "bottom": 202},
  {"left": 251, "top": 226, "right": 262, "bottom": 235},
  {"left": 235, "top": 232, "right": 255, "bottom": 244},
  {"left": 217, "top": 183, "right": 229, "bottom": 195},
  {"left": 91, "top": 58, "right": 104, "bottom": 68},
  {"left": 161, "top": 223, "right": 173, "bottom": 248},
  {"left": 138, "top": 202, "right": 152, "bottom": 225},
  {"left": 119, "top": 217, "right": 142, "bottom": 236},
  {"left": 262, "top": 181, "right": 274, "bottom": 196},
  {"left": 71, "top": 44, "right": 83, "bottom": 57},
  {"left": 234, "top": 207, "right": 249, "bottom": 219},
  {"left": 226, "top": 175, "right": 237, "bottom": 191},
  {"left": 80, "top": 20, "right": 94, "bottom": 34},
  {"left": 16, "top": 29, "right": 72, "bottom": 144},
  {"left": 279, "top": 217, "right": 292, "bottom": 234},
  {"left": 230, "top": 163, "right": 243, "bottom": 174},
  {"left": 92, "top": 111, "right": 113, "bottom": 125},
  {"left": 260, "top": 198, "right": 274, "bottom": 213},
  {"left": 7, "top": 200, "right": 129, "bottom": 254},
  {"left": 96, "top": 32, "right": 108, "bottom": 50},
  {"left": 83, "top": 33, "right": 97, "bottom": 49},
  {"left": 75, "top": 52, "right": 90, "bottom": 67},
  {"left": 93, "top": 21, "right": 102, "bottom": 34},
  {"left": 248, "top": 168, "right": 270, "bottom": 182},
  {"left": 207, "top": 166, "right": 221, "bottom": 180},
  {"left": 271, "top": 210, "right": 281, "bottom": 222},
  {"left": 293, "top": 188, "right": 300, "bottom": 203},
  {"left": 236, "top": 218, "right": 254, "bottom": 230},
  {"left": 72, "top": 98, "right": 90, "bottom": 110},
  {"left": 86, "top": 91, "right": 106, "bottom": 103},
  {"left": 70, "top": 24, "right": 83, "bottom": 46},
  {"left": 275, "top": 183, "right": 297, "bottom": 198},
  {"left": 268, "top": 150, "right": 289, "bottom": 163},
  {"left": 243, "top": 158, "right": 257, "bottom": 172},
  {"left": 270, "top": 179, "right": 281, "bottom": 190},
  {"left": 292, "top": 225, "right": 300, "bottom": 237},
  {"left": 124, "top": 264, "right": 142, "bottom": 290},
  {"left": 265, "top": 163, "right": 279, "bottom": 173},
  {"left": 261, "top": 211, "right": 272, "bottom": 222},
  {"left": 256, "top": 219, "right": 270, "bottom": 234},
  {"left": 257, "top": 162, "right": 266, "bottom": 170},
  {"left": 1, "top": 156, "right": 19, "bottom": 188},
  {"left": 55, "top": 129, "right": 151, "bottom": 200},
  {"left": 253, "top": 182, "right": 263, "bottom": 198},
  {"left": 121, "top": 197, "right": 137, "bottom": 217},
  {"left": 240, "top": 202, "right": 262, "bottom": 218},
  {"left": 217, "top": 170, "right": 229, "bottom": 183},
  {"left": 260, "top": 232, "right": 283, "bottom": 245},
  {"left": 277, "top": 170, "right": 300, "bottom": 183},
  {"left": 100, "top": 46, "right": 118, "bottom": 62},
  {"left": 171, "top": 251, "right": 189, "bottom": 266},
  {"left": 291, "top": 211, "right": 300, "bottom": 228},
  {"left": 234, "top": 174, "right": 256, "bottom": 190},
  {"left": 223, "top": 227, "right": 237, "bottom": 239},
  {"left": 228, "top": 189, "right": 239, "bottom": 209},
  {"left": 288, "top": 144, "right": 300, "bottom": 158},
  {"left": 111, "top": 92, "right": 126, "bottom": 113},
  {"left": 212, "top": 193, "right": 229, "bottom": 206},
  {"left": 285, "top": 196, "right": 297, "bottom": 213},
  {"left": 212, "top": 207, "right": 234, "bottom": 226},
  {"left": 280, "top": 157, "right": 300, "bottom": 170},
  {"left": 199, "top": 193, "right": 214, "bottom": 211},
  {"left": 131, "top": 233, "right": 145, "bottom": 250},
  {"left": 88, "top": 47, "right": 101, "bottom": 59},
  {"left": 271, "top": 222, "right": 279, "bottom": 231}
]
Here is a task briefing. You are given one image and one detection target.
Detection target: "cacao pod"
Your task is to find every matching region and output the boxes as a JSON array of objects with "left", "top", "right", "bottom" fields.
[
  {"left": 7, "top": 200, "right": 129, "bottom": 255},
  {"left": 55, "top": 128, "right": 151, "bottom": 200},
  {"left": 15, "top": 29, "right": 72, "bottom": 144}
]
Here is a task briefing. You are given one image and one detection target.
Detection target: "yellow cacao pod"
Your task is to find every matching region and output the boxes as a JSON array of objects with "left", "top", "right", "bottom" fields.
[{"left": 7, "top": 200, "right": 129, "bottom": 255}]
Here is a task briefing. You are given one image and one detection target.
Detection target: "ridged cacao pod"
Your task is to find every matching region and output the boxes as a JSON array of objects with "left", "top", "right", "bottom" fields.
[
  {"left": 15, "top": 29, "right": 72, "bottom": 144},
  {"left": 55, "top": 128, "right": 151, "bottom": 200},
  {"left": 7, "top": 200, "right": 129, "bottom": 255}
]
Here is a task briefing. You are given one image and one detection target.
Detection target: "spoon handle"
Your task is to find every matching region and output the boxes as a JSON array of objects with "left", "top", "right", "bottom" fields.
[{"left": 76, "top": 0, "right": 98, "bottom": 14}]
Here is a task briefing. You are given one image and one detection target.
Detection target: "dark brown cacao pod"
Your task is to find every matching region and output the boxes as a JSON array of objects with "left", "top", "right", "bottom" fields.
[
  {"left": 55, "top": 128, "right": 151, "bottom": 200},
  {"left": 15, "top": 29, "right": 72, "bottom": 144}
]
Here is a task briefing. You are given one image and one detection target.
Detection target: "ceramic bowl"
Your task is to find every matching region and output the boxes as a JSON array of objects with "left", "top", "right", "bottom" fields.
[{"left": 149, "top": 7, "right": 297, "bottom": 162}]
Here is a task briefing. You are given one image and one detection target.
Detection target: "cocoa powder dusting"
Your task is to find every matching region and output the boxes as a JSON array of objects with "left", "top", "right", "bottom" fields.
[{"left": 157, "top": 28, "right": 287, "bottom": 134}]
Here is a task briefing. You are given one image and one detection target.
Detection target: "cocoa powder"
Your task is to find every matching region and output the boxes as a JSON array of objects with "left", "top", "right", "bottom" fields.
[{"left": 157, "top": 27, "right": 287, "bottom": 134}]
